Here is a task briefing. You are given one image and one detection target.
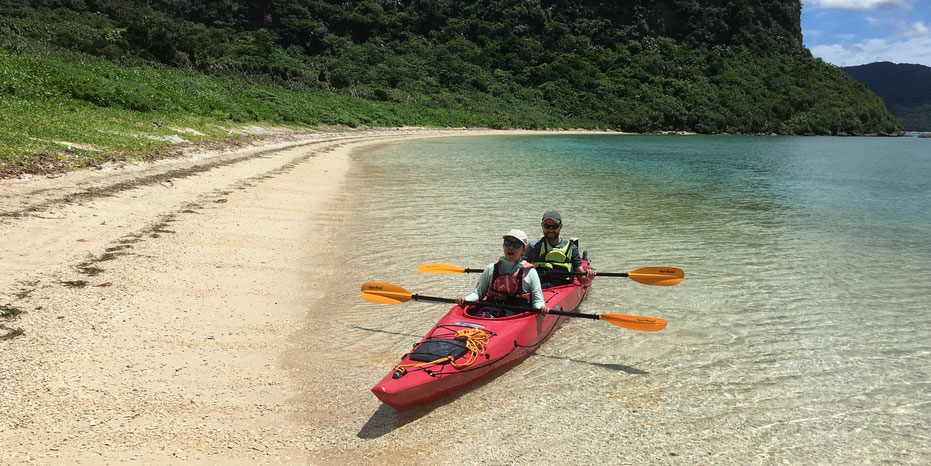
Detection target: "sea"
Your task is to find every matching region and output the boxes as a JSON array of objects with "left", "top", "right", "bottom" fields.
[{"left": 334, "top": 133, "right": 929, "bottom": 464}]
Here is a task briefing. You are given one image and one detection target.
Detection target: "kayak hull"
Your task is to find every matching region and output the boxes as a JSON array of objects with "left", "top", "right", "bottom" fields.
[{"left": 371, "top": 273, "right": 589, "bottom": 411}]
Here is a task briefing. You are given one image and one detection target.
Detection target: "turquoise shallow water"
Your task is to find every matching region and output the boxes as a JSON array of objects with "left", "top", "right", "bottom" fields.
[{"left": 340, "top": 134, "right": 929, "bottom": 463}]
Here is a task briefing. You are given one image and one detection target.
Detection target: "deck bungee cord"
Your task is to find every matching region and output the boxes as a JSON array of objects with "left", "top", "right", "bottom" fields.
[
  {"left": 393, "top": 327, "right": 490, "bottom": 377},
  {"left": 387, "top": 292, "right": 581, "bottom": 379}
]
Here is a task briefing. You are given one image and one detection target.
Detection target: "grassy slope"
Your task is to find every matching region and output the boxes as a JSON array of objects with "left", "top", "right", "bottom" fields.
[{"left": 0, "top": 50, "right": 590, "bottom": 177}]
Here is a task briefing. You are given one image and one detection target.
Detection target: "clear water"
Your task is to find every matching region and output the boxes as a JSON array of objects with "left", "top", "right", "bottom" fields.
[{"left": 333, "top": 134, "right": 930, "bottom": 463}]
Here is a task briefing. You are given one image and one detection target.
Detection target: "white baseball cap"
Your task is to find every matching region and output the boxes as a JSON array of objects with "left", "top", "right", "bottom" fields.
[{"left": 503, "top": 229, "right": 529, "bottom": 246}]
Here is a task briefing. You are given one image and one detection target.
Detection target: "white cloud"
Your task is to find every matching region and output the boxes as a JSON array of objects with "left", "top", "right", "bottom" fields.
[
  {"left": 811, "top": 35, "right": 931, "bottom": 65},
  {"left": 905, "top": 21, "right": 931, "bottom": 37},
  {"left": 807, "top": 0, "right": 909, "bottom": 10}
]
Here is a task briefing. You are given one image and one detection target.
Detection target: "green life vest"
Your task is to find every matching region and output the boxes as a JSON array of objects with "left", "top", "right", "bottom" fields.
[{"left": 533, "top": 238, "right": 577, "bottom": 272}]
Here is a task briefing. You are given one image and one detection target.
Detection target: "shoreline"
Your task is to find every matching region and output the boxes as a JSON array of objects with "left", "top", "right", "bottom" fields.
[
  {"left": 0, "top": 126, "right": 632, "bottom": 180},
  {"left": 0, "top": 127, "right": 601, "bottom": 464}
]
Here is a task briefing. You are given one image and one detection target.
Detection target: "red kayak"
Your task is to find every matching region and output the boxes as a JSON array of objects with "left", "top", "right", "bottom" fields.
[{"left": 370, "top": 266, "right": 590, "bottom": 411}]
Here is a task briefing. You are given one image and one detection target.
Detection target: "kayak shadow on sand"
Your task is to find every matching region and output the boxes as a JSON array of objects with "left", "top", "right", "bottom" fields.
[
  {"left": 534, "top": 354, "right": 649, "bottom": 374},
  {"left": 355, "top": 354, "right": 648, "bottom": 439},
  {"left": 350, "top": 325, "right": 423, "bottom": 339}
]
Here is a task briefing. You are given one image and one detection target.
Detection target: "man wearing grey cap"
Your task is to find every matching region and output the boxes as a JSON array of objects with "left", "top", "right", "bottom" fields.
[
  {"left": 454, "top": 229, "right": 552, "bottom": 316},
  {"left": 524, "top": 210, "right": 596, "bottom": 288}
]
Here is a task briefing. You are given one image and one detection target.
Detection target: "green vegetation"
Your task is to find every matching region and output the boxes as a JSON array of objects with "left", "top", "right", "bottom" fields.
[
  {"left": 0, "top": 49, "right": 581, "bottom": 175},
  {"left": 888, "top": 104, "right": 931, "bottom": 132},
  {"left": 0, "top": 1, "right": 904, "bottom": 175}
]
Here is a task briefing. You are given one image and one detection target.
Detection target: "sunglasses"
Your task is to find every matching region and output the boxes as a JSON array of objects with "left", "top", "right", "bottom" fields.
[
  {"left": 503, "top": 239, "right": 525, "bottom": 248},
  {"left": 542, "top": 223, "right": 561, "bottom": 229}
]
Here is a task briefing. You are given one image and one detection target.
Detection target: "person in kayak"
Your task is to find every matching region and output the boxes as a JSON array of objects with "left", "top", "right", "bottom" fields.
[
  {"left": 524, "top": 210, "right": 596, "bottom": 288},
  {"left": 454, "top": 229, "right": 552, "bottom": 316}
]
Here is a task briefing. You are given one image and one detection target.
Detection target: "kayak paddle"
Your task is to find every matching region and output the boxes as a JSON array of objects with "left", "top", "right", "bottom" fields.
[
  {"left": 417, "top": 264, "right": 685, "bottom": 286},
  {"left": 360, "top": 282, "right": 668, "bottom": 332}
]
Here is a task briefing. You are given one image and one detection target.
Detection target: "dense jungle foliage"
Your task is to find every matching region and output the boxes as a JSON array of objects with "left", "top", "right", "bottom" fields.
[{"left": 0, "top": 0, "right": 903, "bottom": 159}]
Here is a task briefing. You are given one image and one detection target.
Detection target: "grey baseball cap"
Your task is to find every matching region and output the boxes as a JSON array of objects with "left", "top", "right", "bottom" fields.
[{"left": 542, "top": 211, "right": 562, "bottom": 224}]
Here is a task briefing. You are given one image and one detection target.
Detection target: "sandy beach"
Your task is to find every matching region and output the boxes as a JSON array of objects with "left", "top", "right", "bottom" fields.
[{"left": 1, "top": 127, "right": 561, "bottom": 464}]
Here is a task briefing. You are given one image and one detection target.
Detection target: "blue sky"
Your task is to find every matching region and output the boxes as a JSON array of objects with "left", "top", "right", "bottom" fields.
[{"left": 802, "top": 0, "right": 931, "bottom": 66}]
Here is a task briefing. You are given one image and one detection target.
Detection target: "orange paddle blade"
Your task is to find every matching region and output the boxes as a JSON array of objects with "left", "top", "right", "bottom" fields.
[
  {"left": 361, "top": 282, "right": 414, "bottom": 304},
  {"left": 417, "top": 263, "right": 467, "bottom": 274},
  {"left": 599, "top": 314, "right": 668, "bottom": 332},
  {"left": 628, "top": 267, "right": 684, "bottom": 286}
]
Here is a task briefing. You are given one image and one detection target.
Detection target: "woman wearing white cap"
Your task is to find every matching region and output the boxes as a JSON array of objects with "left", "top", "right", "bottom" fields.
[{"left": 454, "top": 229, "right": 551, "bottom": 317}]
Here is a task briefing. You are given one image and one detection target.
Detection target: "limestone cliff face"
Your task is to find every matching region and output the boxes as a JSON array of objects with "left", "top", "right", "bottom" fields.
[{"left": 786, "top": 1, "right": 804, "bottom": 47}]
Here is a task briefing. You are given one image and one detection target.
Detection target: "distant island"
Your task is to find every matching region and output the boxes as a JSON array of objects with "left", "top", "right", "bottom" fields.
[
  {"left": 0, "top": 1, "right": 905, "bottom": 175},
  {"left": 842, "top": 62, "right": 931, "bottom": 131}
]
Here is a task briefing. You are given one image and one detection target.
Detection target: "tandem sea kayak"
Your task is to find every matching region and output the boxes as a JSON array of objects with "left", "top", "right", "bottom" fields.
[{"left": 370, "top": 262, "right": 591, "bottom": 411}]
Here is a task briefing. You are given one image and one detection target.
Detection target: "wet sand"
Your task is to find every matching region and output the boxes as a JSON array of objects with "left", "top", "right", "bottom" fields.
[{"left": 0, "top": 127, "right": 602, "bottom": 464}]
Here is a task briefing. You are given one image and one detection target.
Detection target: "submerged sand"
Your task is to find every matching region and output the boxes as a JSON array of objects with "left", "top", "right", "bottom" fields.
[{"left": 0, "top": 127, "right": 600, "bottom": 464}]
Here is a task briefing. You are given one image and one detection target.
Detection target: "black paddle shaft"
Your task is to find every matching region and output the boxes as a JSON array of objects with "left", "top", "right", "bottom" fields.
[
  {"left": 411, "top": 294, "right": 533, "bottom": 313},
  {"left": 548, "top": 309, "right": 599, "bottom": 319},
  {"left": 460, "top": 267, "right": 624, "bottom": 277},
  {"left": 541, "top": 270, "right": 627, "bottom": 277}
]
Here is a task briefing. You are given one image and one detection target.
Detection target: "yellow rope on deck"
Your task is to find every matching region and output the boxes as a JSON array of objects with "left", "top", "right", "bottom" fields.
[{"left": 395, "top": 328, "right": 489, "bottom": 375}]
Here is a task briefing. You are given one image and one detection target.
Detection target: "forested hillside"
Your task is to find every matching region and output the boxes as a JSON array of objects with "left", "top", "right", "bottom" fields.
[
  {"left": 0, "top": 1, "right": 904, "bottom": 172},
  {"left": 843, "top": 62, "right": 931, "bottom": 131}
]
